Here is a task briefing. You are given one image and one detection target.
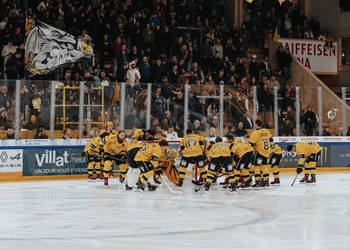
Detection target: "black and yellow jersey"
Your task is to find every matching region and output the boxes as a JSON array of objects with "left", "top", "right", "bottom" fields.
[
  {"left": 307, "top": 142, "right": 322, "bottom": 155},
  {"left": 249, "top": 128, "right": 272, "bottom": 157},
  {"left": 84, "top": 136, "right": 103, "bottom": 156},
  {"left": 295, "top": 142, "right": 322, "bottom": 157},
  {"left": 180, "top": 134, "right": 205, "bottom": 157},
  {"left": 209, "top": 142, "right": 231, "bottom": 158},
  {"left": 270, "top": 143, "right": 283, "bottom": 155},
  {"left": 295, "top": 142, "right": 309, "bottom": 157},
  {"left": 103, "top": 134, "right": 128, "bottom": 156},
  {"left": 134, "top": 143, "right": 165, "bottom": 169},
  {"left": 231, "top": 142, "right": 254, "bottom": 158}
]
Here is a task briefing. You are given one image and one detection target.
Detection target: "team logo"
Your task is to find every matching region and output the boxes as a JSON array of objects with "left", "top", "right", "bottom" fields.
[
  {"left": 0, "top": 151, "right": 8, "bottom": 163},
  {"left": 10, "top": 153, "right": 21, "bottom": 160}
]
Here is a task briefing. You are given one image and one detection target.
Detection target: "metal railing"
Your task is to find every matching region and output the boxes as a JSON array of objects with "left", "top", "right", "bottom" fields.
[{"left": 0, "top": 80, "right": 348, "bottom": 139}]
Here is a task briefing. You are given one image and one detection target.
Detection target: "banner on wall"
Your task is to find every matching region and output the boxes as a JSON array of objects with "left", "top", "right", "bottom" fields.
[
  {"left": 23, "top": 147, "right": 87, "bottom": 176},
  {"left": 0, "top": 149, "right": 23, "bottom": 174},
  {"left": 278, "top": 38, "right": 338, "bottom": 74}
]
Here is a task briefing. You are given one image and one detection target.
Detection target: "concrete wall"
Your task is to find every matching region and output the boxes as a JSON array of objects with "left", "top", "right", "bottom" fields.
[
  {"left": 290, "top": 57, "right": 350, "bottom": 134},
  {"left": 309, "top": 0, "right": 350, "bottom": 38}
]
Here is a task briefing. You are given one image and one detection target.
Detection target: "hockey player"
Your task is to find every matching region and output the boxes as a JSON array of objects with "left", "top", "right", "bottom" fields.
[
  {"left": 82, "top": 130, "right": 106, "bottom": 181},
  {"left": 249, "top": 120, "right": 273, "bottom": 187},
  {"left": 204, "top": 137, "right": 236, "bottom": 192},
  {"left": 287, "top": 141, "right": 321, "bottom": 183},
  {"left": 178, "top": 129, "right": 206, "bottom": 187},
  {"left": 125, "top": 129, "right": 146, "bottom": 189},
  {"left": 230, "top": 136, "right": 254, "bottom": 188},
  {"left": 102, "top": 130, "right": 129, "bottom": 186},
  {"left": 268, "top": 142, "right": 283, "bottom": 185},
  {"left": 134, "top": 140, "right": 168, "bottom": 191},
  {"left": 105, "top": 121, "right": 117, "bottom": 136}
]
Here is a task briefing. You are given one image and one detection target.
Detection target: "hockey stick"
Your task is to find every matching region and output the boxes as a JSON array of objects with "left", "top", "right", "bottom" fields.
[
  {"left": 291, "top": 173, "right": 299, "bottom": 187},
  {"left": 160, "top": 174, "right": 183, "bottom": 194},
  {"left": 291, "top": 168, "right": 303, "bottom": 187}
]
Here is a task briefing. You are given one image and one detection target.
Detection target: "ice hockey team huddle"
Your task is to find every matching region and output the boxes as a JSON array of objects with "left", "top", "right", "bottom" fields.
[{"left": 82, "top": 120, "right": 322, "bottom": 192}]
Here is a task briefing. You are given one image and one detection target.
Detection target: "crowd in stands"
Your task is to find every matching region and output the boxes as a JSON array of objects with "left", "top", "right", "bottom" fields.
[{"left": 0, "top": 0, "right": 338, "bottom": 138}]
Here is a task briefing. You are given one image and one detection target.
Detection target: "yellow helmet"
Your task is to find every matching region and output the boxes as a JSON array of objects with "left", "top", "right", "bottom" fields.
[{"left": 105, "top": 121, "right": 113, "bottom": 127}]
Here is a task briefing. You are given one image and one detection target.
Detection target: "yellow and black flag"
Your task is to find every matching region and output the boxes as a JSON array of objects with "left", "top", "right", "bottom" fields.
[{"left": 24, "top": 17, "right": 94, "bottom": 76}]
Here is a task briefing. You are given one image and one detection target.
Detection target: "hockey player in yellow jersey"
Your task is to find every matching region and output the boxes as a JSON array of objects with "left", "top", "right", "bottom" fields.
[
  {"left": 204, "top": 137, "right": 236, "bottom": 192},
  {"left": 125, "top": 129, "right": 146, "bottom": 190},
  {"left": 105, "top": 121, "right": 117, "bottom": 136},
  {"left": 249, "top": 120, "right": 273, "bottom": 187},
  {"left": 268, "top": 143, "right": 283, "bottom": 185},
  {"left": 82, "top": 130, "right": 105, "bottom": 181},
  {"left": 287, "top": 141, "right": 322, "bottom": 184},
  {"left": 178, "top": 129, "right": 206, "bottom": 187},
  {"left": 230, "top": 134, "right": 254, "bottom": 188},
  {"left": 102, "top": 130, "right": 129, "bottom": 186},
  {"left": 134, "top": 140, "right": 168, "bottom": 192}
]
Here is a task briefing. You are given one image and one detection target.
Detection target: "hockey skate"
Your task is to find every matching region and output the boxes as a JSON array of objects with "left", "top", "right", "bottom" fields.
[
  {"left": 270, "top": 178, "right": 280, "bottom": 185},
  {"left": 300, "top": 175, "right": 309, "bottom": 184},
  {"left": 306, "top": 175, "right": 316, "bottom": 185},
  {"left": 176, "top": 179, "right": 183, "bottom": 187},
  {"left": 204, "top": 182, "right": 211, "bottom": 192},
  {"left": 229, "top": 182, "right": 237, "bottom": 192},
  {"left": 134, "top": 181, "right": 144, "bottom": 192},
  {"left": 147, "top": 183, "right": 158, "bottom": 191}
]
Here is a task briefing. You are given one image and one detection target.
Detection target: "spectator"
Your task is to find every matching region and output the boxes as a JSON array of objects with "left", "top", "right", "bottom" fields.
[
  {"left": 25, "top": 114, "right": 41, "bottom": 131},
  {"left": 199, "top": 116, "right": 210, "bottom": 131},
  {"left": 125, "top": 108, "right": 139, "bottom": 129},
  {"left": 152, "top": 86, "right": 166, "bottom": 119},
  {"left": 139, "top": 56, "right": 152, "bottom": 83},
  {"left": 241, "top": 110, "right": 253, "bottom": 129},
  {"left": 0, "top": 110, "right": 10, "bottom": 130},
  {"left": 205, "top": 127, "right": 217, "bottom": 142},
  {"left": 34, "top": 127, "right": 48, "bottom": 139},
  {"left": 303, "top": 106, "right": 317, "bottom": 136},
  {"left": 89, "top": 125, "right": 99, "bottom": 138},
  {"left": 323, "top": 126, "right": 331, "bottom": 136},
  {"left": 61, "top": 128, "right": 72, "bottom": 139},
  {"left": 282, "top": 106, "right": 296, "bottom": 136},
  {"left": 3, "top": 127, "right": 15, "bottom": 139},
  {"left": 249, "top": 54, "right": 260, "bottom": 80},
  {"left": 0, "top": 86, "right": 11, "bottom": 110},
  {"left": 260, "top": 56, "right": 272, "bottom": 79},
  {"left": 234, "top": 122, "right": 247, "bottom": 137},
  {"left": 212, "top": 38, "right": 223, "bottom": 59},
  {"left": 126, "top": 61, "right": 141, "bottom": 88},
  {"left": 164, "top": 125, "right": 179, "bottom": 140},
  {"left": 5, "top": 49, "right": 23, "bottom": 79},
  {"left": 1, "top": 41, "right": 17, "bottom": 68},
  {"left": 191, "top": 119, "right": 201, "bottom": 134},
  {"left": 225, "top": 125, "right": 236, "bottom": 137}
]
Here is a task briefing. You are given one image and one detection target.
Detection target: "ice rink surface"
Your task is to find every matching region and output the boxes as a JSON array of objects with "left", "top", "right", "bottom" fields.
[{"left": 1, "top": 173, "right": 350, "bottom": 250}]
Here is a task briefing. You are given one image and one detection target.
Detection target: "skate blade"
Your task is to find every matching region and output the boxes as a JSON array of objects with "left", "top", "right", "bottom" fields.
[{"left": 306, "top": 182, "right": 316, "bottom": 186}]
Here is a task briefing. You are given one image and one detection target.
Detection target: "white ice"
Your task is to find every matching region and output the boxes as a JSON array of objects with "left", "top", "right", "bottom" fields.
[{"left": 1, "top": 173, "right": 350, "bottom": 250}]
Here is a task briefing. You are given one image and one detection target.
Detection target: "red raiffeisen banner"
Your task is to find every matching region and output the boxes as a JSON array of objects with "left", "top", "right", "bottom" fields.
[{"left": 278, "top": 38, "right": 338, "bottom": 74}]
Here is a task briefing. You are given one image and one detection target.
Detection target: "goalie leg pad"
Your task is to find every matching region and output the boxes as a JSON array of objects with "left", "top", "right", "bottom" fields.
[{"left": 126, "top": 167, "right": 141, "bottom": 187}]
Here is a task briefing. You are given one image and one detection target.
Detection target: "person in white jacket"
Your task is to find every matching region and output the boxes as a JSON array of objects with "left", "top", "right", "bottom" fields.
[
  {"left": 1, "top": 41, "right": 17, "bottom": 66},
  {"left": 126, "top": 61, "right": 141, "bottom": 87}
]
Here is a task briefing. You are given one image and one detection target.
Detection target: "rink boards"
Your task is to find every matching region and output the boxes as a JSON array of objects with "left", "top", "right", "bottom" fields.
[{"left": 0, "top": 137, "right": 349, "bottom": 182}]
